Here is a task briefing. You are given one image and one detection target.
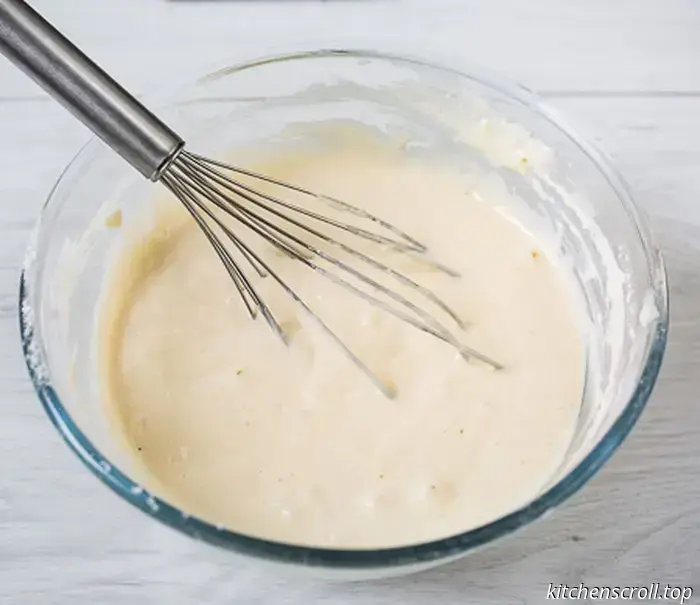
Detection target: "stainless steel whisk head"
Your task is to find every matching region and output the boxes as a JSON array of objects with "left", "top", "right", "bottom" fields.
[
  {"left": 162, "top": 152, "right": 502, "bottom": 395},
  {"left": 0, "top": 0, "right": 502, "bottom": 397}
]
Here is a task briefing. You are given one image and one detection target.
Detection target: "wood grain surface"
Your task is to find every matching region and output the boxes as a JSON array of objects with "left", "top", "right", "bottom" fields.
[{"left": 0, "top": 1, "right": 698, "bottom": 603}]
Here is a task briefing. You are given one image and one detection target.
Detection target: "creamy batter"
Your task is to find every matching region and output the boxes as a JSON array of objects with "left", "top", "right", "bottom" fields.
[{"left": 99, "top": 138, "right": 583, "bottom": 548}]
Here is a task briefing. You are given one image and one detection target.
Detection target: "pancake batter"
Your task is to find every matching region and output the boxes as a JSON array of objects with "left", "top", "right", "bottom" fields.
[{"left": 99, "top": 139, "right": 583, "bottom": 548}]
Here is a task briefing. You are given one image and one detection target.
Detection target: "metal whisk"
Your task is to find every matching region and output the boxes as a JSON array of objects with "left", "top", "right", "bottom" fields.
[{"left": 0, "top": 0, "right": 501, "bottom": 397}]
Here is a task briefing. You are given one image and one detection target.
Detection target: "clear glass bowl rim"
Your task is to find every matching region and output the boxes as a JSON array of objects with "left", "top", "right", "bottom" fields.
[{"left": 19, "top": 48, "right": 669, "bottom": 570}]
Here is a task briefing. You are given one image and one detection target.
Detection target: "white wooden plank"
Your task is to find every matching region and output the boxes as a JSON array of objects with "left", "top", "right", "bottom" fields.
[{"left": 1, "top": 0, "right": 699, "bottom": 101}]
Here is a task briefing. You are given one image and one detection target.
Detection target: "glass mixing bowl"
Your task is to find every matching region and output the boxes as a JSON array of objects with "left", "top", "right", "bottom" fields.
[{"left": 19, "top": 49, "right": 668, "bottom": 580}]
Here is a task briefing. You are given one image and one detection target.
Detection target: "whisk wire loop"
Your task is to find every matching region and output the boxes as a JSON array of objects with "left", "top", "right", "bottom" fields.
[{"left": 161, "top": 150, "right": 503, "bottom": 385}]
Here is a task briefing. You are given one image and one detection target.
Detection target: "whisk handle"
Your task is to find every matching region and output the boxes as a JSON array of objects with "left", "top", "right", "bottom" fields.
[{"left": 0, "top": 0, "right": 183, "bottom": 180}]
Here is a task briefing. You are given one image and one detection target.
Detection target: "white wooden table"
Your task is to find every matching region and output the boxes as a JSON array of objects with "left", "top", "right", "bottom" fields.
[{"left": 1, "top": 1, "right": 698, "bottom": 603}]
